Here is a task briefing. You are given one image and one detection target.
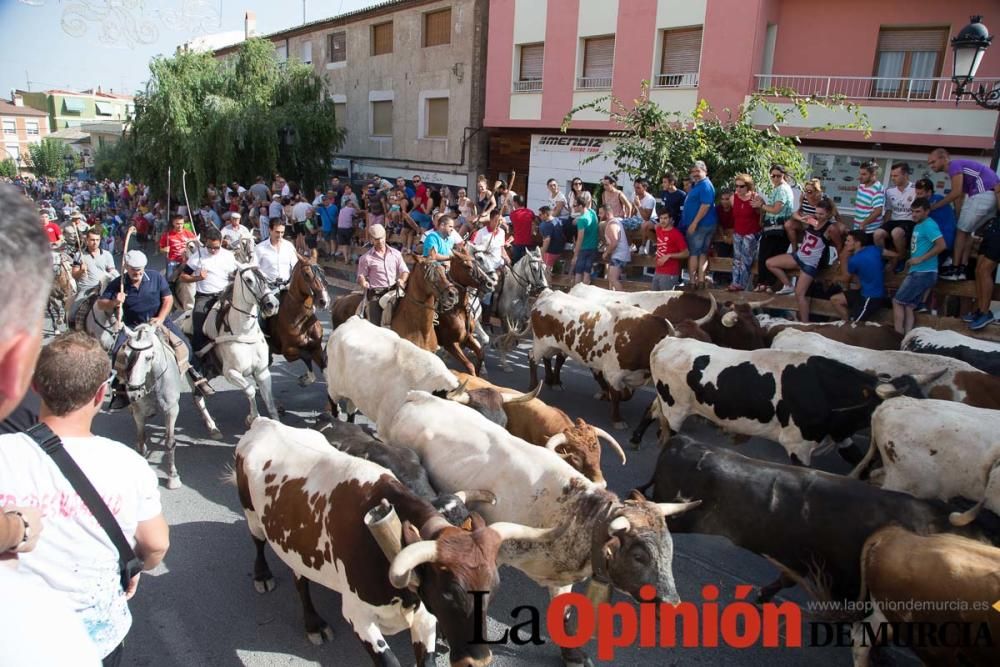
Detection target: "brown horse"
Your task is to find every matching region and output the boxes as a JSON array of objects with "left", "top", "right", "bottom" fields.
[
  {"left": 435, "top": 249, "right": 497, "bottom": 376},
  {"left": 330, "top": 256, "right": 459, "bottom": 351},
  {"left": 268, "top": 252, "right": 331, "bottom": 386}
]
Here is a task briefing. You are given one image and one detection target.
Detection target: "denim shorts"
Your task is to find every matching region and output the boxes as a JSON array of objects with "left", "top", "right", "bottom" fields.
[
  {"left": 651, "top": 273, "right": 680, "bottom": 291},
  {"left": 574, "top": 248, "right": 598, "bottom": 274},
  {"left": 893, "top": 270, "right": 937, "bottom": 307},
  {"left": 609, "top": 257, "right": 629, "bottom": 268},
  {"left": 620, "top": 215, "right": 644, "bottom": 231},
  {"left": 686, "top": 224, "right": 714, "bottom": 255},
  {"left": 793, "top": 253, "right": 819, "bottom": 277}
]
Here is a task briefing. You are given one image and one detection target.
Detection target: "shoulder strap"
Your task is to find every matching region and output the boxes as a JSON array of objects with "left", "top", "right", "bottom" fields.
[{"left": 24, "top": 423, "right": 143, "bottom": 592}]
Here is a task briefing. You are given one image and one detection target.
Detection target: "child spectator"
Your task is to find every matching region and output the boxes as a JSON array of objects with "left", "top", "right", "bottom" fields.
[
  {"left": 892, "top": 197, "right": 944, "bottom": 334},
  {"left": 653, "top": 204, "right": 689, "bottom": 291},
  {"left": 538, "top": 206, "right": 565, "bottom": 271}
]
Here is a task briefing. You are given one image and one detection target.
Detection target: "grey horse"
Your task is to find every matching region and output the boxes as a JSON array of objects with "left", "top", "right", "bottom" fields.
[{"left": 493, "top": 248, "right": 549, "bottom": 372}]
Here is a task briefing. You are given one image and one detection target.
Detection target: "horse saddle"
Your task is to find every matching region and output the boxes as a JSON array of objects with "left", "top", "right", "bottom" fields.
[{"left": 377, "top": 288, "right": 403, "bottom": 327}]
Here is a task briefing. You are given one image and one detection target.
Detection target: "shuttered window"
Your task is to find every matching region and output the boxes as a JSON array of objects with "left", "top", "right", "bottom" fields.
[
  {"left": 302, "top": 41, "right": 312, "bottom": 64},
  {"left": 519, "top": 43, "right": 544, "bottom": 80},
  {"left": 658, "top": 28, "right": 702, "bottom": 87},
  {"left": 582, "top": 36, "right": 615, "bottom": 79},
  {"left": 372, "top": 21, "right": 393, "bottom": 56},
  {"left": 371, "top": 100, "right": 392, "bottom": 136},
  {"left": 873, "top": 27, "right": 947, "bottom": 98},
  {"left": 328, "top": 31, "right": 346, "bottom": 63},
  {"left": 275, "top": 44, "right": 287, "bottom": 63},
  {"left": 424, "top": 9, "right": 451, "bottom": 47},
  {"left": 333, "top": 103, "right": 346, "bottom": 129},
  {"left": 426, "top": 98, "right": 448, "bottom": 138}
]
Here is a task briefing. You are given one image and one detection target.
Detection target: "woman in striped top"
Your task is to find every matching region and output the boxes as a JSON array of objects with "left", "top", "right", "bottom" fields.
[
  {"left": 788, "top": 178, "right": 823, "bottom": 252},
  {"left": 766, "top": 198, "right": 839, "bottom": 322}
]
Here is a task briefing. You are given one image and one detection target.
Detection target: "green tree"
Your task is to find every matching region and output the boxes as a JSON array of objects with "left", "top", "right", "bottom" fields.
[
  {"left": 127, "top": 38, "right": 346, "bottom": 201},
  {"left": 0, "top": 158, "right": 16, "bottom": 179},
  {"left": 560, "top": 84, "right": 871, "bottom": 191},
  {"left": 92, "top": 141, "right": 131, "bottom": 181},
  {"left": 25, "top": 137, "right": 74, "bottom": 179}
]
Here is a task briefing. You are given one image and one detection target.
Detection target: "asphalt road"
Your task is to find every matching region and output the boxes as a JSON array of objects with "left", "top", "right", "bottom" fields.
[{"left": 91, "top": 272, "right": 910, "bottom": 667}]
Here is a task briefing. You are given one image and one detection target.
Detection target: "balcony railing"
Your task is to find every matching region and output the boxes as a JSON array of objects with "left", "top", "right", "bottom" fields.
[
  {"left": 576, "top": 76, "right": 612, "bottom": 90},
  {"left": 512, "top": 79, "right": 543, "bottom": 93},
  {"left": 653, "top": 72, "right": 699, "bottom": 88},
  {"left": 754, "top": 74, "right": 1000, "bottom": 104}
]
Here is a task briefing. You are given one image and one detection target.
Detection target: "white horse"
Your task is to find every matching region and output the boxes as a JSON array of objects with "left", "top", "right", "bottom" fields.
[
  {"left": 494, "top": 248, "right": 549, "bottom": 372},
  {"left": 173, "top": 239, "right": 200, "bottom": 335},
  {"left": 202, "top": 265, "right": 281, "bottom": 427}
]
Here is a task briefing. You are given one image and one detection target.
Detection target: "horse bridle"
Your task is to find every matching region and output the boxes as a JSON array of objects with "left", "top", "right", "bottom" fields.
[
  {"left": 507, "top": 254, "right": 547, "bottom": 297},
  {"left": 123, "top": 330, "right": 168, "bottom": 394},
  {"left": 405, "top": 262, "right": 456, "bottom": 312},
  {"left": 229, "top": 266, "right": 277, "bottom": 317}
]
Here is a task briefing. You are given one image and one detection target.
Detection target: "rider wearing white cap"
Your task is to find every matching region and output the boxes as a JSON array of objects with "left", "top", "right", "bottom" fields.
[{"left": 221, "top": 211, "right": 252, "bottom": 249}]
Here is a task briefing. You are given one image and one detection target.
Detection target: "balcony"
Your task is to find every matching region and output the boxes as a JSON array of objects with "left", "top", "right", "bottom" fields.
[
  {"left": 653, "top": 72, "right": 699, "bottom": 89},
  {"left": 754, "top": 74, "right": 1000, "bottom": 104},
  {"left": 576, "top": 76, "right": 612, "bottom": 91},
  {"left": 512, "top": 79, "right": 543, "bottom": 93}
]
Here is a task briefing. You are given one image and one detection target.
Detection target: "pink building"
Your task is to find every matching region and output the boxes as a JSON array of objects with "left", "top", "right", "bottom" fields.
[{"left": 484, "top": 0, "right": 1000, "bottom": 208}]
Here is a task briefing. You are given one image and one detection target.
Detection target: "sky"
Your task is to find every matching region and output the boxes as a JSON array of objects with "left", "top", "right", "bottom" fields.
[{"left": 0, "top": 0, "right": 376, "bottom": 98}]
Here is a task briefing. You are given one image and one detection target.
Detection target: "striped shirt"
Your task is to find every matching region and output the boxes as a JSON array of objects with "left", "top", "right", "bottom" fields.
[{"left": 853, "top": 181, "right": 885, "bottom": 232}]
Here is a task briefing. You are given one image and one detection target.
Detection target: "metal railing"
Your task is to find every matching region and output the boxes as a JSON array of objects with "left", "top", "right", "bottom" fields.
[
  {"left": 653, "top": 72, "right": 699, "bottom": 88},
  {"left": 754, "top": 74, "right": 1000, "bottom": 104},
  {"left": 512, "top": 79, "right": 543, "bottom": 93},
  {"left": 576, "top": 76, "right": 612, "bottom": 90}
]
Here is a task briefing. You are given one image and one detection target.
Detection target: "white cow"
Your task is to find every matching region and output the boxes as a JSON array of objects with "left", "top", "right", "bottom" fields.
[
  {"left": 902, "top": 326, "right": 1000, "bottom": 375},
  {"left": 853, "top": 397, "right": 1000, "bottom": 527}
]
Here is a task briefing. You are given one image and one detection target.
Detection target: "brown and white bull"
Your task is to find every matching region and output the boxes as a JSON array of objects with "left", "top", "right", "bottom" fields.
[
  {"left": 852, "top": 397, "right": 1000, "bottom": 526},
  {"left": 853, "top": 526, "right": 1000, "bottom": 667},
  {"left": 381, "top": 390, "right": 699, "bottom": 667},
  {"left": 234, "top": 418, "right": 550, "bottom": 667},
  {"left": 452, "top": 371, "right": 627, "bottom": 486},
  {"left": 757, "top": 314, "right": 904, "bottom": 350},
  {"left": 644, "top": 337, "right": 945, "bottom": 464},
  {"left": 902, "top": 326, "right": 1000, "bottom": 375},
  {"left": 772, "top": 329, "right": 1000, "bottom": 410}
]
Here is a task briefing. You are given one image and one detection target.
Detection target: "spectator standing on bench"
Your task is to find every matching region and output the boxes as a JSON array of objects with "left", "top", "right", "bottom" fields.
[
  {"left": 538, "top": 206, "right": 565, "bottom": 272},
  {"left": 752, "top": 164, "right": 794, "bottom": 292},
  {"left": 729, "top": 173, "right": 762, "bottom": 292},
  {"left": 832, "top": 230, "right": 887, "bottom": 322},
  {"left": 852, "top": 161, "right": 885, "bottom": 245},
  {"left": 659, "top": 173, "right": 686, "bottom": 226},
  {"left": 603, "top": 205, "right": 632, "bottom": 291},
  {"left": 653, "top": 204, "right": 688, "bottom": 291},
  {"left": 928, "top": 148, "right": 999, "bottom": 281},
  {"left": 571, "top": 199, "right": 600, "bottom": 285},
  {"left": 682, "top": 161, "right": 718, "bottom": 290},
  {"left": 879, "top": 163, "right": 917, "bottom": 274},
  {"left": 509, "top": 195, "right": 537, "bottom": 263},
  {"left": 892, "top": 198, "right": 945, "bottom": 335},
  {"left": 766, "top": 198, "right": 839, "bottom": 322},
  {"left": 915, "top": 177, "right": 956, "bottom": 262}
]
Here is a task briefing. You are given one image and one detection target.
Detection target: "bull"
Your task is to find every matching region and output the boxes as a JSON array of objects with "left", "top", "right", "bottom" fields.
[
  {"left": 902, "top": 326, "right": 1000, "bottom": 375},
  {"left": 757, "top": 315, "right": 904, "bottom": 350}
]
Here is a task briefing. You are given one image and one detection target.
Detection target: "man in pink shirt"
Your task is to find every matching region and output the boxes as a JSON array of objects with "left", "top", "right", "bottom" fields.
[{"left": 356, "top": 224, "right": 409, "bottom": 325}]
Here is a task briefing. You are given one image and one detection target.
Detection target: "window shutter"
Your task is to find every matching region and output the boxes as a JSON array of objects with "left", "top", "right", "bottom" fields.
[
  {"left": 333, "top": 103, "right": 346, "bottom": 129},
  {"left": 583, "top": 37, "right": 615, "bottom": 79},
  {"left": 661, "top": 28, "right": 702, "bottom": 74},
  {"left": 328, "top": 31, "right": 346, "bottom": 63},
  {"left": 424, "top": 9, "right": 451, "bottom": 47},
  {"left": 302, "top": 41, "right": 312, "bottom": 64},
  {"left": 519, "top": 44, "right": 544, "bottom": 80},
  {"left": 427, "top": 98, "right": 448, "bottom": 137},
  {"left": 877, "top": 28, "right": 947, "bottom": 52},
  {"left": 372, "top": 22, "right": 393, "bottom": 55},
  {"left": 372, "top": 100, "right": 392, "bottom": 136}
]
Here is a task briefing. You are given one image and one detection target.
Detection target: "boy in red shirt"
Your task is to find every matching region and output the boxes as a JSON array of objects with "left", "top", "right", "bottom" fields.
[
  {"left": 158, "top": 214, "right": 197, "bottom": 279},
  {"left": 653, "top": 204, "right": 689, "bottom": 291}
]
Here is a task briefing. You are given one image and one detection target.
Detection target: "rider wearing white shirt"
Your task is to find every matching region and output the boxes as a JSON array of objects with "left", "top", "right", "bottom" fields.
[
  {"left": 254, "top": 220, "right": 300, "bottom": 286},
  {"left": 470, "top": 210, "right": 508, "bottom": 272},
  {"left": 221, "top": 212, "right": 252, "bottom": 249},
  {"left": 180, "top": 228, "right": 238, "bottom": 361}
]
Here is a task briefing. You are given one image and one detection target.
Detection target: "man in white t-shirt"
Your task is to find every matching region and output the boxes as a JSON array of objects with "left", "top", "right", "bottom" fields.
[
  {"left": 878, "top": 162, "right": 918, "bottom": 273},
  {"left": 621, "top": 178, "right": 658, "bottom": 253},
  {"left": 179, "top": 227, "right": 238, "bottom": 361},
  {"left": 0, "top": 332, "right": 169, "bottom": 664}
]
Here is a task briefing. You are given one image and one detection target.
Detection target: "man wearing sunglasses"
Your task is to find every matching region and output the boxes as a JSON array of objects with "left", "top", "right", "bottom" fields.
[{"left": 179, "top": 227, "right": 238, "bottom": 375}]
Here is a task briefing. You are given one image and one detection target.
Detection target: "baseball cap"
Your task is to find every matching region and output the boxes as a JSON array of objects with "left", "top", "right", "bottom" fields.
[
  {"left": 125, "top": 250, "right": 148, "bottom": 268},
  {"left": 368, "top": 223, "right": 386, "bottom": 239}
]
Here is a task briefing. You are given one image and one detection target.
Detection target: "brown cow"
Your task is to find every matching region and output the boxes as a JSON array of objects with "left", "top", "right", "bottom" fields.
[
  {"left": 758, "top": 315, "right": 904, "bottom": 350},
  {"left": 854, "top": 526, "right": 1000, "bottom": 667},
  {"left": 452, "top": 371, "right": 627, "bottom": 485}
]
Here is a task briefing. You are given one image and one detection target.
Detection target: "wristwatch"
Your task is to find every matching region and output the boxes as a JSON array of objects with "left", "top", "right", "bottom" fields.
[{"left": 4, "top": 510, "right": 29, "bottom": 550}]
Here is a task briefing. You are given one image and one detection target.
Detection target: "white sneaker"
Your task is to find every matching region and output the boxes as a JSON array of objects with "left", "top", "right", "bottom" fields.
[{"left": 776, "top": 284, "right": 795, "bottom": 295}]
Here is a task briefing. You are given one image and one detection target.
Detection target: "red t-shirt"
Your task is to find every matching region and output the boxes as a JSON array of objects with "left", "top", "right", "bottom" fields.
[
  {"left": 43, "top": 222, "right": 62, "bottom": 243},
  {"left": 509, "top": 207, "right": 536, "bottom": 246},
  {"left": 717, "top": 205, "right": 734, "bottom": 230},
  {"left": 732, "top": 195, "right": 761, "bottom": 236},
  {"left": 413, "top": 185, "right": 430, "bottom": 213},
  {"left": 159, "top": 229, "right": 196, "bottom": 262},
  {"left": 655, "top": 226, "right": 687, "bottom": 276}
]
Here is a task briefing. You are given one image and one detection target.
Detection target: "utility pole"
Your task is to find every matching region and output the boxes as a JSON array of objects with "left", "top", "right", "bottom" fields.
[
  {"left": 25, "top": 70, "right": 30, "bottom": 92},
  {"left": 303, "top": 0, "right": 306, "bottom": 24}
]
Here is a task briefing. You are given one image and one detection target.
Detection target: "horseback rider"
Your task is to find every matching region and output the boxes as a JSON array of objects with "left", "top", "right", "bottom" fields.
[
  {"left": 221, "top": 211, "right": 253, "bottom": 250},
  {"left": 468, "top": 209, "right": 509, "bottom": 325},
  {"left": 356, "top": 223, "right": 409, "bottom": 326},
  {"left": 62, "top": 211, "right": 90, "bottom": 255},
  {"left": 253, "top": 218, "right": 299, "bottom": 297},
  {"left": 97, "top": 250, "right": 213, "bottom": 411},
  {"left": 179, "top": 227, "right": 238, "bottom": 375},
  {"left": 68, "top": 227, "right": 118, "bottom": 327}
]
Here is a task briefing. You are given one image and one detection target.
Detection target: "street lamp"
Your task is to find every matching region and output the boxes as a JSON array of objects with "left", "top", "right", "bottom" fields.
[{"left": 950, "top": 16, "right": 999, "bottom": 169}]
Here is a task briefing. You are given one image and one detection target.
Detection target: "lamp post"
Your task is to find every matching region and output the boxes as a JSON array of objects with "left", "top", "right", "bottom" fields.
[{"left": 950, "top": 15, "right": 999, "bottom": 170}]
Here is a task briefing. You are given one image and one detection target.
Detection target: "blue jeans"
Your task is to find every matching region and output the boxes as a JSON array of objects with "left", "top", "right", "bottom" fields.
[
  {"left": 893, "top": 271, "right": 937, "bottom": 308},
  {"left": 411, "top": 211, "right": 432, "bottom": 230},
  {"left": 574, "top": 249, "right": 598, "bottom": 275},
  {"left": 686, "top": 224, "right": 714, "bottom": 256}
]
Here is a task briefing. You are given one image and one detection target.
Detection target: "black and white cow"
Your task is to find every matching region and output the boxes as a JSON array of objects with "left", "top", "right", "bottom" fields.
[{"left": 902, "top": 327, "right": 1000, "bottom": 375}]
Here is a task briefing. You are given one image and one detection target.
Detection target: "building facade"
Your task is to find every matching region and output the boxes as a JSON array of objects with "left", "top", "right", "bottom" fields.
[
  {"left": 0, "top": 94, "right": 50, "bottom": 173},
  {"left": 484, "top": 0, "right": 1000, "bottom": 209},
  {"left": 214, "top": 0, "right": 489, "bottom": 189},
  {"left": 18, "top": 88, "right": 134, "bottom": 132}
]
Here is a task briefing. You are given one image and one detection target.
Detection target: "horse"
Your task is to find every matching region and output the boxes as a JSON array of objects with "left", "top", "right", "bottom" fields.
[
  {"left": 230, "top": 236, "right": 256, "bottom": 264},
  {"left": 330, "top": 256, "right": 459, "bottom": 352},
  {"left": 202, "top": 265, "right": 281, "bottom": 428},
  {"left": 267, "top": 253, "right": 330, "bottom": 386},
  {"left": 434, "top": 248, "right": 497, "bottom": 376},
  {"left": 493, "top": 248, "right": 549, "bottom": 371},
  {"left": 44, "top": 251, "right": 76, "bottom": 339}
]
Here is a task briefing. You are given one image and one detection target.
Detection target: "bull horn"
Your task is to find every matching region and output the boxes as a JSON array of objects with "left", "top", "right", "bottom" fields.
[
  {"left": 490, "top": 522, "right": 556, "bottom": 543},
  {"left": 388, "top": 540, "right": 439, "bottom": 589},
  {"left": 446, "top": 379, "right": 470, "bottom": 404},
  {"left": 721, "top": 311, "right": 739, "bottom": 328},
  {"left": 544, "top": 432, "right": 568, "bottom": 451},
  {"left": 752, "top": 297, "right": 776, "bottom": 311},
  {"left": 364, "top": 500, "right": 403, "bottom": 560},
  {"left": 662, "top": 318, "right": 677, "bottom": 337},
  {"left": 692, "top": 293, "right": 717, "bottom": 327},
  {"left": 608, "top": 516, "right": 630, "bottom": 535},
  {"left": 503, "top": 381, "right": 542, "bottom": 404},
  {"left": 455, "top": 489, "right": 497, "bottom": 506},
  {"left": 593, "top": 427, "right": 628, "bottom": 465},
  {"left": 657, "top": 500, "right": 702, "bottom": 517}
]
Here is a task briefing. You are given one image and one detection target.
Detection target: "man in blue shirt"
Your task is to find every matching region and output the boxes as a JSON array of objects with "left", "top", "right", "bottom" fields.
[
  {"left": 914, "top": 178, "right": 955, "bottom": 259},
  {"left": 423, "top": 214, "right": 455, "bottom": 263},
  {"left": 892, "top": 198, "right": 944, "bottom": 335},
  {"left": 832, "top": 230, "right": 886, "bottom": 322},
  {"left": 315, "top": 193, "right": 339, "bottom": 257},
  {"left": 681, "top": 161, "right": 717, "bottom": 289}
]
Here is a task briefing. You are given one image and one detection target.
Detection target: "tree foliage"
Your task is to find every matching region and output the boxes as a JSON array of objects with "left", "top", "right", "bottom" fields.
[
  {"left": 0, "top": 158, "right": 16, "bottom": 179},
  {"left": 25, "top": 137, "right": 74, "bottom": 179},
  {"left": 92, "top": 140, "right": 132, "bottom": 182},
  {"left": 127, "top": 38, "right": 346, "bottom": 201},
  {"left": 560, "top": 84, "right": 871, "bottom": 190}
]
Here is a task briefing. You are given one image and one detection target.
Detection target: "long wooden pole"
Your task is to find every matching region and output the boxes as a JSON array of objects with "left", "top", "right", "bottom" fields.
[{"left": 117, "top": 225, "right": 135, "bottom": 328}]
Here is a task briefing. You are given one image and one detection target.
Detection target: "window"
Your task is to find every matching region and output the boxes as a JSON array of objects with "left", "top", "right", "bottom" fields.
[
  {"left": 302, "top": 41, "right": 313, "bottom": 64},
  {"left": 372, "top": 22, "right": 393, "bottom": 56},
  {"left": 423, "top": 9, "right": 451, "bottom": 47},
  {"left": 579, "top": 36, "right": 614, "bottom": 89},
  {"left": 371, "top": 100, "right": 392, "bottom": 136},
  {"left": 426, "top": 97, "right": 448, "bottom": 138},
  {"left": 657, "top": 28, "right": 702, "bottom": 88},
  {"left": 275, "top": 43, "right": 288, "bottom": 63},
  {"left": 63, "top": 98, "right": 85, "bottom": 113},
  {"left": 95, "top": 101, "right": 114, "bottom": 116},
  {"left": 2, "top": 120, "right": 15, "bottom": 135},
  {"left": 333, "top": 103, "right": 347, "bottom": 129},
  {"left": 514, "top": 43, "right": 544, "bottom": 92},
  {"left": 328, "top": 31, "right": 346, "bottom": 63},
  {"left": 4, "top": 144, "right": 18, "bottom": 161},
  {"left": 873, "top": 27, "right": 947, "bottom": 98},
  {"left": 26, "top": 121, "right": 38, "bottom": 135}
]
